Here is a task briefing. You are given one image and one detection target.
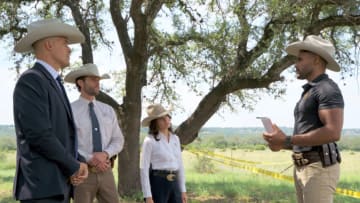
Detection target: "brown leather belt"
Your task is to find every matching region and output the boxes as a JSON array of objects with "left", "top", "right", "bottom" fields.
[
  {"left": 89, "top": 166, "right": 111, "bottom": 173},
  {"left": 89, "top": 166, "right": 100, "bottom": 173},
  {"left": 151, "top": 170, "right": 178, "bottom": 182},
  {"left": 292, "top": 151, "right": 321, "bottom": 167}
]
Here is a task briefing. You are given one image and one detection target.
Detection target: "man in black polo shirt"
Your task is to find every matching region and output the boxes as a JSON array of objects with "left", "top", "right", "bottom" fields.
[{"left": 263, "top": 35, "right": 344, "bottom": 203}]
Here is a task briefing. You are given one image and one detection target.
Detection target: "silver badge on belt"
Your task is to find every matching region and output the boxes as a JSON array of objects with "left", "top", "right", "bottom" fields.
[{"left": 166, "top": 174, "right": 176, "bottom": 181}]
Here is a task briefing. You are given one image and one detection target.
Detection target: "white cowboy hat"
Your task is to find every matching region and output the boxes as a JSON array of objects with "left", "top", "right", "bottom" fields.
[
  {"left": 285, "top": 35, "right": 340, "bottom": 72},
  {"left": 64, "top": 63, "right": 110, "bottom": 83},
  {"left": 14, "top": 19, "right": 85, "bottom": 53},
  {"left": 141, "top": 104, "right": 171, "bottom": 127}
]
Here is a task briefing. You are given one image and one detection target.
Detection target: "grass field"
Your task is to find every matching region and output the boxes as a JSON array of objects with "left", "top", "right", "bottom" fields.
[
  {"left": 184, "top": 149, "right": 360, "bottom": 202},
  {"left": 1, "top": 149, "right": 359, "bottom": 203}
]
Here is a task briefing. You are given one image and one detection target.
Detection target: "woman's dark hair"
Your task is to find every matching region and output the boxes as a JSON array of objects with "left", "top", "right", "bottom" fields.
[{"left": 148, "top": 115, "right": 173, "bottom": 141}]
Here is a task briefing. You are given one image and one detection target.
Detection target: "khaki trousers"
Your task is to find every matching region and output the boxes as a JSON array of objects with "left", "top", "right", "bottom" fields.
[
  {"left": 294, "top": 161, "right": 340, "bottom": 203},
  {"left": 74, "top": 168, "right": 119, "bottom": 203}
]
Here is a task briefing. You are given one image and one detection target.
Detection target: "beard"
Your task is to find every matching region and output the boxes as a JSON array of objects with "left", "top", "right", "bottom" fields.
[
  {"left": 296, "top": 72, "right": 306, "bottom": 80},
  {"left": 84, "top": 86, "right": 99, "bottom": 96},
  {"left": 295, "top": 68, "right": 311, "bottom": 80}
]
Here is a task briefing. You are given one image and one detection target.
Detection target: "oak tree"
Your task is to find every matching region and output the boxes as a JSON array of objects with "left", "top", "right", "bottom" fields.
[{"left": 1, "top": 0, "right": 359, "bottom": 196}]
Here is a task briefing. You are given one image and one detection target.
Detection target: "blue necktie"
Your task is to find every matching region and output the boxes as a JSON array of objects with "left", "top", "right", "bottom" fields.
[
  {"left": 56, "top": 76, "right": 78, "bottom": 158},
  {"left": 89, "top": 102, "right": 102, "bottom": 152},
  {"left": 56, "top": 76, "right": 67, "bottom": 96},
  {"left": 56, "top": 76, "right": 71, "bottom": 107}
]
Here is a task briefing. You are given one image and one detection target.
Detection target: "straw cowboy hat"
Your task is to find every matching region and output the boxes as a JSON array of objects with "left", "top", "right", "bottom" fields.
[
  {"left": 141, "top": 104, "right": 171, "bottom": 127},
  {"left": 14, "top": 19, "right": 85, "bottom": 53},
  {"left": 285, "top": 35, "right": 340, "bottom": 72},
  {"left": 64, "top": 63, "right": 110, "bottom": 83}
]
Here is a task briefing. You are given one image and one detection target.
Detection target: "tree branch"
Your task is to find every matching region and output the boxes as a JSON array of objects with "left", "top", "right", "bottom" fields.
[
  {"left": 306, "top": 15, "right": 360, "bottom": 35},
  {"left": 145, "top": 0, "right": 166, "bottom": 25},
  {"left": 110, "top": 0, "right": 133, "bottom": 59},
  {"left": 234, "top": 0, "right": 250, "bottom": 67},
  {"left": 63, "top": 0, "right": 94, "bottom": 63},
  {"left": 265, "top": 55, "right": 295, "bottom": 79}
]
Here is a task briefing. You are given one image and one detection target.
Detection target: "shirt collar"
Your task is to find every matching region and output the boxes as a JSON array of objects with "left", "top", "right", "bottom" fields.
[
  {"left": 302, "top": 73, "right": 328, "bottom": 91},
  {"left": 158, "top": 131, "right": 173, "bottom": 139},
  {"left": 79, "top": 96, "right": 96, "bottom": 105},
  {"left": 36, "top": 59, "right": 59, "bottom": 80}
]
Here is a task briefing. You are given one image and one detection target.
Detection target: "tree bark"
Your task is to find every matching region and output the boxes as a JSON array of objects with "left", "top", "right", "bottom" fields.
[
  {"left": 110, "top": 0, "right": 151, "bottom": 196},
  {"left": 64, "top": 0, "right": 94, "bottom": 63}
]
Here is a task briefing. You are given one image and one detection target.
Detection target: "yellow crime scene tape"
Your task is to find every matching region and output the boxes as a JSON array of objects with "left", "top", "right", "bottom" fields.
[
  {"left": 189, "top": 148, "right": 289, "bottom": 165},
  {"left": 188, "top": 149, "right": 293, "bottom": 182},
  {"left": 187, "top": 149, "right": 360, "bottom": 199},
  {"left": 189, "top": 148, "right": 260, "bottom": 164}
]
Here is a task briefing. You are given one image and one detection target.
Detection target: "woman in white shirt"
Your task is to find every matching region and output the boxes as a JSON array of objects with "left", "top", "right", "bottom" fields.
[{"left": 140, "top": 104, "right": 187, "bottom": 203}]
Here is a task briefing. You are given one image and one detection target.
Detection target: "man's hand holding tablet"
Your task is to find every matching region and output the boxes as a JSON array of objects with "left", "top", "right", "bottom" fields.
[{"left": 256, "top": 117, "right": 274, "bottom": 133}]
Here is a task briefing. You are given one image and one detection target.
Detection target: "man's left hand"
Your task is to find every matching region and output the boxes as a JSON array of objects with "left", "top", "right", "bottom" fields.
[
  {"left": 88, "top": 152, "right": 108, "bottom": 166},
  {"left": 70, "top": 162, "right": 88, "bottom": 186}
]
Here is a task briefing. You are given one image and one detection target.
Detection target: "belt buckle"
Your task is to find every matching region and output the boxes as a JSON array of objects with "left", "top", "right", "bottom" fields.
[
  {"left": 299, "top": 158, "right": 309, "bottom": 166},
  {"left": 292, "top": 153, "right": 310, "bottom": 166},
  {"left": 294, "top": 158, "right": 310, "bottom": 167},
  {"left": 292, "top": 153, "right": 303, "bottom": 160},
  {"left": 90, "top": 167, "right": 98, "bottom": 173},
  {"left": 166, "top": 174, "right": 176, "bottom": 181}
]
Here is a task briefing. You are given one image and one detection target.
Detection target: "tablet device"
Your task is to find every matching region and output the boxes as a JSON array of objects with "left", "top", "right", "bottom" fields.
[{"left": 256, "top": 117, "right": 274, "bottom": 133}]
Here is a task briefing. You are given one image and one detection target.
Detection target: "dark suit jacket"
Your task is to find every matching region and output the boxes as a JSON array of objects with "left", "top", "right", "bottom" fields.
[{"left": 13, "top": 63, "right": 80, "bottom": 200}]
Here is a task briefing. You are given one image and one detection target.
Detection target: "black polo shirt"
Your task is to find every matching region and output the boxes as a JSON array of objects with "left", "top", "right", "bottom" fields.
[{"left": 293, "top": 74, "right": 344, "bottom": 152}]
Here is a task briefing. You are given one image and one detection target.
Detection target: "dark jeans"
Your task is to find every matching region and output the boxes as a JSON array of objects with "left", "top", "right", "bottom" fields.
[{"left": 149, "top": 173, "right": 182, "bottom": 203}]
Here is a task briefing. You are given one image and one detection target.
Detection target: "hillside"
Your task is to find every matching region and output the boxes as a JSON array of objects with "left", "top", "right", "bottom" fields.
[
  {"left": 198, "top": 127, "right": 360, "bottom": 137},
  {"left": 0, "top": 125, "right": 15, "bottom": 136}
]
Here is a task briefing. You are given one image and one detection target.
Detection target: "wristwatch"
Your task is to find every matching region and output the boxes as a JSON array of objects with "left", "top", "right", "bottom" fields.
[{"left": 284, "top": 136, "right": 293, "bottom": 149}]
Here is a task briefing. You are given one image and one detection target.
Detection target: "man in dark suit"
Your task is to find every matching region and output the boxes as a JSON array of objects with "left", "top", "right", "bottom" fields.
[{"left": 13, "top": 19, "right": 88, "bottom": 203}]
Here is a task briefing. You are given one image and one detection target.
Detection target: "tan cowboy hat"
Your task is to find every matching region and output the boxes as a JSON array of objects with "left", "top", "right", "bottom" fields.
[
  {"left": 285, "top": 35, "right": 340, "bottom": 72},
  {"left": 64, "top": 63, "right": 110, "bottom": 83},
  {"left": 141, "top": 104, "right": 171, "bottom": 127},
  {"left": 14, "top": 19, "right": 85, "bottom": 53}
]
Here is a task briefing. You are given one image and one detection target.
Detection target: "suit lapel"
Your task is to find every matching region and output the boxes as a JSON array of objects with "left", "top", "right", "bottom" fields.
[{"left": 33, "top": 64, "right": 74, "bottom": 121}]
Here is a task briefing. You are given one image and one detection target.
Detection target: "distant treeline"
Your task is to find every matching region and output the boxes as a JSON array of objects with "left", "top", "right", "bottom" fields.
[
  {"left": 1, "top": 125, "right": 360, "bottom": 151},
  {"left": 2, "top": 125, "right": 360, "bottom": 137},
  {"left": 198, "top": 127, "right": 360, "bottom": 137},
  {"left": 187, "top": 133, "right": 360, "bottom": 151},
  {"left": 0, "top": 125, "right": 15, "bottom": 137}
]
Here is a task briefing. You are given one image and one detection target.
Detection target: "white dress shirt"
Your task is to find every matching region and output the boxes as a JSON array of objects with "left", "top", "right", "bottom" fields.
[
  {"left": 140, "top": 132, "right": 186, "bottom": 198},
  {"left": 36, "top": 60, "right": 59, "bottom": 80},
  {"left": 71, "top": 96, "right": 124, "bottom": 161}
]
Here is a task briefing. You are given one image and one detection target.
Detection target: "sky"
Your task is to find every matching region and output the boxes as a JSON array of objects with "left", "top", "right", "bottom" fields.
[
  {"left": 1, "top": 15, "right": 359, "bottom": 129},
  {"left": 1, "top": 50, "right": 360, "bottom": 129}
]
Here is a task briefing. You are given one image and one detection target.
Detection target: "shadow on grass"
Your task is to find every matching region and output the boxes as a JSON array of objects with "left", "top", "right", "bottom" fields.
[
  {"left": 337, "top": 181, "right": 360, "bottom": 191},
  {"left": 187, "top": 173, "right": 360, "bottom": 203},
  {"left": 0, "top": 196, "right": 17, "bottom": 203},
  {"left": 188, "top": 194, "right": 268, "bottom": 203},
  {"left": 0, "top": 175, "right": 14, "bottom": 183},
  {"left": 186, "top": 173, "right": 296, "bottom": 203}
]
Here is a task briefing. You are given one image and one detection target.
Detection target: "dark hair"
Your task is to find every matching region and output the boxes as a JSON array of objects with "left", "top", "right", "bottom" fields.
[
  {"left": 148, "top": 116, "right": 173, "bottom": 141},
  {"left": 75, "top": 76, "right": 86, "bottom": 92},
  {"left": 300, "top": 50, "right": 327, "bottom": 66}
]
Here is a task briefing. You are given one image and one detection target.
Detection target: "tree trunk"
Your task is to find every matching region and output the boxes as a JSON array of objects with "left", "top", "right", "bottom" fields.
[
  {"left": 110, "top": 0, "right": 150, "bottom": 196},
  {"left": 176, "top": 82, "right": 227, "bottom": 144},
  {"left": 64, "top": 0, "right": 93, "bottom": 64},
  {"left": 117, "top": 61, "right": 143, "bottom": 196}
]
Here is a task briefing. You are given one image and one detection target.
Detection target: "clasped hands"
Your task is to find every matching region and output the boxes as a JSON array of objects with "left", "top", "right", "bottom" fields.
[
  {"left": 70, "top": 152, "right": 110, "bottom": 185},
  {"left": 70, "top": 162, "right": 88, "bottom": 186},
  {"left": 88, "top": 152, "right": 111, "bottom": 172},
  {"left": 262, "top": 124, "right": 286, "bottom": 151}
]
